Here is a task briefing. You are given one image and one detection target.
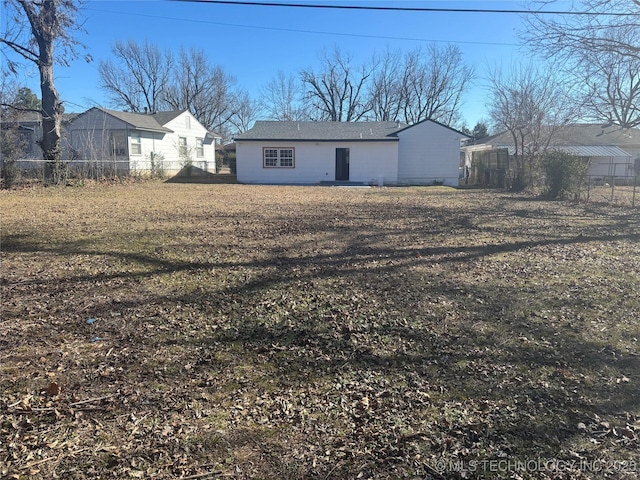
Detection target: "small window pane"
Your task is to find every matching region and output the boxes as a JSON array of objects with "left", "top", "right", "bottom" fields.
[
  {"left": 280, "top": 149, "right": 293, "bottom": 167},
  {"left": 264, "top": 149, "right": 278, "bottom": 167},
  {"left": 130, "top": 132, "right": 142, "bottom": 155}
]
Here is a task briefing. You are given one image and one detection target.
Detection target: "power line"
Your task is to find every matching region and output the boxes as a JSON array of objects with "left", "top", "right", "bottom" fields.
[
  {"left": 86, "top": 8, "right": 520, "bottom": 46},
  {"left": 166, "top": 0, "right": 632, "bottom": 17}
]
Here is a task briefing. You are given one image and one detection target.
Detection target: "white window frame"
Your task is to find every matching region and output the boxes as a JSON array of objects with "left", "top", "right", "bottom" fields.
[
  {"left": 196, "top": 137, "right": 204, "bottom": 158},
  {"left": 130, "top": 132, "right": 142, "bottom": 155},
  {"left": 263, "top": 147, "right": 295, "bottom": 168},
  {"left": 185, "top": 116, "right": 191, "bottom": 129}
]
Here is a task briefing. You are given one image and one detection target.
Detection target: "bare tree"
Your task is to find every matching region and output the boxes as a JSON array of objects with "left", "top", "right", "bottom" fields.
[
  {"left": 584, "top": 50, "right": 640, "bottom": 128},
  {"left": 301, "top": 47, "right": 374, "bottom": 121},
  {"left": 524, "top": 0, "right": 640, "bottom": 60},
  {"left": 369, "top": 48, "right": 404, "bottom": 122},
  {"left": 163, "top": 47, "right": 238, "bottom": 133},
  {"left": 259, "top": 71, "right": 308, "bottom": 121},
  {"left": 487, "top": 61, "right": 580, "bottom": 189},
  {"left": 228, "top": 89, "right": 258, "bottom": 135},
  {"left": 0, "top": 0, "right": 84, "bottom": 181},
  {"left": 523, "top": 0, "right": 640, "bottom": 127},
  {"left": 98, "top": 39, "right": 173, "bottom": 113},
  {"left": 400, "top": 44, "right": 474, "bottom": 126}
]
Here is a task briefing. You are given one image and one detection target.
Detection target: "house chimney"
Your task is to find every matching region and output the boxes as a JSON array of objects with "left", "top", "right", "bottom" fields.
[{"left": 144, "top": 107, "right": 148, "bottom": 114}]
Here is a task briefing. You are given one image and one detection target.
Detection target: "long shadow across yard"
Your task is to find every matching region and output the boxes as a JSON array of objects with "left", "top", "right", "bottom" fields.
[{"left": 1, "top": 186, "right": 639, "bottom": 479}]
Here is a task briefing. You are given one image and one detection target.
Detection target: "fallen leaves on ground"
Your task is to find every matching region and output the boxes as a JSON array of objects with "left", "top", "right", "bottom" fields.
[{"left": 1, "top": 183, "right": 639, "bottom": 479}]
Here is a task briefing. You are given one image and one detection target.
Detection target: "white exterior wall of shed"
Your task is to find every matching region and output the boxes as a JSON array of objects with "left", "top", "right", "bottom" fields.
[
  {"left": 396, "top": 120, "right": 464, "bottom": 186},
  {"left": 587, "top": 156, "right": 634, "bottom": 178},
  {"left": 236, "top": 141, "right": 399, "bottom": 184}
]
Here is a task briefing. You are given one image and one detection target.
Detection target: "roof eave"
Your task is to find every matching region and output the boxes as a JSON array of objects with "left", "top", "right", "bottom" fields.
[
  {"left": 235, "top": 137, "right": 400, "bottom": 142},
  {"left": 130, "top": 126, "right": 173, "bottom": 134}
]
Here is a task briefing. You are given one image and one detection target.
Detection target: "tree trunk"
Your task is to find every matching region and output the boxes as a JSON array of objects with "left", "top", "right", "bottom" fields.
[{"left": 37, "top": 1, "right": 65, "bottom": 183}]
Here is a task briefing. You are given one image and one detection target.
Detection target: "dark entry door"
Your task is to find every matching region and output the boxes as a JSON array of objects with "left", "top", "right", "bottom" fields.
[{"left": 335, "top": 148, "right": 350, "bottom": 181}]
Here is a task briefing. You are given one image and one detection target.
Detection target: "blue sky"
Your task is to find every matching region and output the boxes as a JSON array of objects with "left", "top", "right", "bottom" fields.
[{"left": 15, "top": 0, "right": 538, "bottom": 127}]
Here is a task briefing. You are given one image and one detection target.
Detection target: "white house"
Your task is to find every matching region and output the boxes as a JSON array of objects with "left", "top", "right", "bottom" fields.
[
  {"left": 234, "top": 119, "right": 468, "bottom": 186},
  {"left": 67, "top": 108, "right": 219, "bottom": 176},
  {"left": 461, "top": 124, "right": 640, "bottom": 185}
]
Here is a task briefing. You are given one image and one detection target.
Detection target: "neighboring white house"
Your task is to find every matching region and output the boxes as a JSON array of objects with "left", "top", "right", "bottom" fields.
[
  {"left": 234, "top": 119, "right": 468, "bottom": 186},
  {"left": 67, "top": 107, "right": 219, "bottom": 175}
]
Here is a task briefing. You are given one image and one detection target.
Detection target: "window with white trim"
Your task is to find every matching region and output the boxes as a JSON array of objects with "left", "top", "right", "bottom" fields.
[
  {"left": 130, "top": 132, "right": 142, "bottom": 155},
  {"left": 196, "top": 137, "right": 204, "bottom": 158},
  {"left": 263, "top": 148, "right": 295, "bottom": 168}
]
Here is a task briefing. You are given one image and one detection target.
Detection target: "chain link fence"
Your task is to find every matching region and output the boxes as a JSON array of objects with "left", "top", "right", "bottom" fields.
[
  {"left": 579, "top": 174, "right": 639, "bottom": 207},
  {"left": 466, "top": 149, "right": 639, "bottom": 207},
  {"left": 7, "top": 158, "right": 215, "bottom": 184}
]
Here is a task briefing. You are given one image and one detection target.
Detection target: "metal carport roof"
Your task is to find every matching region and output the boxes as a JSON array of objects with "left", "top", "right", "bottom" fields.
[{"left": 550, "top": 145, "right": 631, "bottom": 157}]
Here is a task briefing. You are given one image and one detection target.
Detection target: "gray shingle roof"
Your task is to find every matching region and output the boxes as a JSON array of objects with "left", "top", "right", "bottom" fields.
[
  {"left": 235, "top": 121, "right": 404, "bottom": 141},
  {"left": 471, "top": 124, "right": 640, "bottom": 148},
  {"left": 554, "top": 124, "right": 640, "bottom": 147},
  {"left": 149, "top": 110, "right": 185, "bottom": 126},
  {"left": 97, "top": 108, "right": 175, "bottom": 133}
]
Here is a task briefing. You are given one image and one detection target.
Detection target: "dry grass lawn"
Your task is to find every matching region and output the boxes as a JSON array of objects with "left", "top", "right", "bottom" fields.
[{"left": 1, "top": 182, "right": 640, "bottom": 479}]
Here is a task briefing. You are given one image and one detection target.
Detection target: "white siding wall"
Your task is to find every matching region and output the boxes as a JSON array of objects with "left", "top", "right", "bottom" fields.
[
  {"left": 588, "top": 156, "right": 634, "bottom": 177},
  {"left": 128, "top": 131, "right": 166, "bottom": 173},
  {"left": 68, "top": 110, "right": 129, "bottom": 172},
  {"left": 397, "top": 120, "right": 464, "bottom": 186},
  {"left": 159, "top": 112, "right": 216, "bottom": 175},
  {"left": 621, "top": 146, "right": 640, "bottom": 164},
  {"left": 236, "top": 141, "right": 398, "bottom": 184}
]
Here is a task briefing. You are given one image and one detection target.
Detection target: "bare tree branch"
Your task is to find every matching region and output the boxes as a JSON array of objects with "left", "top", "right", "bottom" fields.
[
  {"left": 98, "top": 40, "right": 172, "bottom": 113},
  {"left": 258, "top": 71, "right": 308, "bottom": 121},
  {"left": 301, "top": 47, "right": 374, "bottom": 121},
  {"left": 0, "top": 0, "right": 85, "bottom": 180},
  {"left": 523, "top": 0, "right": 640, "bottom": 128}
]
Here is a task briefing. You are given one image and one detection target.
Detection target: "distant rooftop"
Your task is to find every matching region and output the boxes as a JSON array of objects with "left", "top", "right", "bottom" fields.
[{"left": 469, "top": 124, "right": 640, "bottom": 148}]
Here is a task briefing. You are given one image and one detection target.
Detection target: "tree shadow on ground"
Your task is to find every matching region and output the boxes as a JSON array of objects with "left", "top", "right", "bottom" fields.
[
  {"left": 3, "top": 189, "right": 640, "bottom": 479},
  {"left": 165, "top": 165, "right": 237, "bottom": 184}
]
